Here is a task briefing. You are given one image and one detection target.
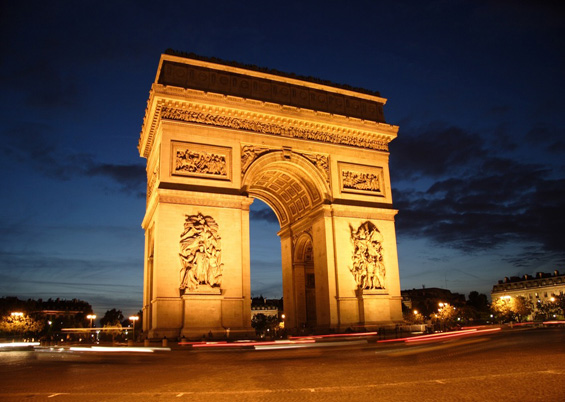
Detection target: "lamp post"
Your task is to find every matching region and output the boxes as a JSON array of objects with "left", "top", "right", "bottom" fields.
[
  {"left": 129, "top": 316, "right": 139, "bottom": 342},
  {"left": 87, "top": 314, "right": 96, "bottom": 328}
]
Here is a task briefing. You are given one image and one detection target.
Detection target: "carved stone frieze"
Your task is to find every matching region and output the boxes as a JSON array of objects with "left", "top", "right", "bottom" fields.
[
  {"left": 160, "top": 105, "right": 389, "bottom": 152},
  {"left": 172, "top": 141, "right": 231, "bottom": 181},
  {"left": 175, "top": 149, "right": 227, "bottom": 176},
  {"left": 339, "top": 162, "right": 384, "bottom": 196},
  {"left": 179, "top": 213, "right": 223, "bottom": 294},
  {"left": 349, "top": 221, "right": 386, "bottom": 290},
  {"left": 342, "top": 170, "right": 380, "bottom": 192}
]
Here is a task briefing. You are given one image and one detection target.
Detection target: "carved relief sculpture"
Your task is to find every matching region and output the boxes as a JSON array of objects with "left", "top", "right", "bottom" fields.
[
  {"left": 350, "top": 221, "right": 386, "bottom": 290},
  {"left": 160, "top": 106, "right": 389, "bottom": 152},
  {"left": 342, "top": 170, "right": 381, "bottom": 193},
  {"left": 241, "top": 145, "right": 272, "bottom": 175},
  {"left": 175, "top": 149, "right": 227, "bottom": 176},
  {"left": 179, "top": 213, "right": 223, "bottom": 294},
  {"left": 303, "top": 153, "right": 330, "bottom": 184}
]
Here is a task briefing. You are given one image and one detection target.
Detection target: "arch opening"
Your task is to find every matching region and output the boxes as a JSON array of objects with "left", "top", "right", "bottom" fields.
[{"left": 243, "top": 153, "right": 328, "bottom": 332}]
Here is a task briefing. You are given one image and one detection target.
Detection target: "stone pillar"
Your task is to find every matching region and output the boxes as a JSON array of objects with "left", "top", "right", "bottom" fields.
[{"left": 279, "top": 229, "right": 298, "bottom": 331}]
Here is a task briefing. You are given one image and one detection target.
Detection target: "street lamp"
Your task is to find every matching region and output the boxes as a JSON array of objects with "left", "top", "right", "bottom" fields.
[
  {"left": 129, "top": 316, "right": 139, "bottom": 341},
  {"left": 87, "top": 314, "right": 96, "bottom": 328}
]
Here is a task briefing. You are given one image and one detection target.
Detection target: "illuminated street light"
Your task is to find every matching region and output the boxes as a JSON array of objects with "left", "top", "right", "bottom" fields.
[
  {"left": 129, "top": 316, "right": 139, "bottom": 342},
  {"left": 413, "top": 310, "right": 418, "bottom": 315},
  {"left": 87, "top": 314, "right": 96, "bottom": 328}
]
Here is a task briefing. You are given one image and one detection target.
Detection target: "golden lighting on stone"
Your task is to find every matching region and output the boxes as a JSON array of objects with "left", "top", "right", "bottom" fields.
[{"left": 138, "top": 53, "right": 402, "bottom": 339}]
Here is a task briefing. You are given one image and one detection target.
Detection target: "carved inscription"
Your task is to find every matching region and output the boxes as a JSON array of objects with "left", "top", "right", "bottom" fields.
[
  {"left": 179, "top": 213, "right": 223, "bottom": 294},
  {"left": 350, "top": 221, "right": 386, "bottom": 290},
  {"left": 161, "top": 106, "right": 389, "bottom": 152},
  {"left": 342, "top": 170, "right": 380, "bottom": 192}
]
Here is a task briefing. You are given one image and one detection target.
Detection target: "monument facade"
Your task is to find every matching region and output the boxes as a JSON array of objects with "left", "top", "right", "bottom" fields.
[{"left": 138, "top": 51, "right": 403, "bottom": 339}]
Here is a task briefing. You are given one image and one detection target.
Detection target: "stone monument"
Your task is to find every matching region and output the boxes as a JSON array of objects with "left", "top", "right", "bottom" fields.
[{"left": 138, "top": 51, "right": 403, "bottom": 339}]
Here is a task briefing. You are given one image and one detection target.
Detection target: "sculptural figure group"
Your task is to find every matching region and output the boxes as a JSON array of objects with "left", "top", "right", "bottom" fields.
[
  {"left": 179, "top": 213, "right": 223, "bottom": 293},
  {"left": 350, "top": 221, "right": 386, "bottom": 290}
]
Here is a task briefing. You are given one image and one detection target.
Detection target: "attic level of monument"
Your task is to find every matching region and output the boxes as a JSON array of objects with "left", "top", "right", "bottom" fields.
[
  {"left": 159, "top": 51, "right": 388, "bottom": 123},
  {"left": 163, "top": 50, "right": 384, "bottom": 98}
]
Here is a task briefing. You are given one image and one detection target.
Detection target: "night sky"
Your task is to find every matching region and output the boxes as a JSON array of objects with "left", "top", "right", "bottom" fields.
[{"left": 1, "top": 1, "right": 564, "bottom": 319}]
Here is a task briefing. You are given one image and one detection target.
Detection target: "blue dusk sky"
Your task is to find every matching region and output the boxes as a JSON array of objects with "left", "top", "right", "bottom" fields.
[{"left": 1, "top": 1, "right": 564, "bottom": 318}]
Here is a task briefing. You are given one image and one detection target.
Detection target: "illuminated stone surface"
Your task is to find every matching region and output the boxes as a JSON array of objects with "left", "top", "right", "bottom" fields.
[{"left": 138, "top": 52, "right": 403, "bottom": 339}]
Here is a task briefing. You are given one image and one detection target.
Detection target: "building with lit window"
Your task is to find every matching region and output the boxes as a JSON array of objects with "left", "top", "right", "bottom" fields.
[{"left": 491, "top": 270, "right": 565, "bottom": 311}]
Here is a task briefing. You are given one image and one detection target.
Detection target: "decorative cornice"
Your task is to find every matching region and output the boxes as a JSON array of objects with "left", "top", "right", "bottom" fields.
[{"left": 139, "top": 92, "right": 396, "bottom": 158}]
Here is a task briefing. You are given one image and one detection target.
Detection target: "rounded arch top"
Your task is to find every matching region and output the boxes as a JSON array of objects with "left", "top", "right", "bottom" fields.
[
  {"left": 242, "top": 151, "right": 330, "bottom": 227},
  {"left": 293, "top": 231, "right": 313, "bottom": 264}
]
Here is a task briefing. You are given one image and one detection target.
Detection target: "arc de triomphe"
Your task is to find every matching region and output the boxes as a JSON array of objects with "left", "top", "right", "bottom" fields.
[{"left": 138, "top": 51, "right": 402, "bottom": 339}]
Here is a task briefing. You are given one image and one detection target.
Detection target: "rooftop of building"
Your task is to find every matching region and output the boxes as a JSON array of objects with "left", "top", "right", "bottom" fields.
[{"left": 497, "top": 270, "right": 562, "bottom": 285}]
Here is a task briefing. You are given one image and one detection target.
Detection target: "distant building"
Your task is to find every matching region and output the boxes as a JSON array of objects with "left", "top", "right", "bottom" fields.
[
  {"left": 251, "top": 296, "right": 283, "bottom": 321},
  {"left": 491, "top": 270, "right": 565, "bottom": 304}
]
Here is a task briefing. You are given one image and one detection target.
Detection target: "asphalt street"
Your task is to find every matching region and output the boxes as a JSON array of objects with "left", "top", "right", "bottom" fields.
[{"left": 1, "top": 327, "right": 564, "bottom": 401}]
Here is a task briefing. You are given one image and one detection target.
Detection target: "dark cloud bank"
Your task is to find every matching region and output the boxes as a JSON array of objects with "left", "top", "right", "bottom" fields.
[{"left": 390, "top": 124, "right": 565, "bottom": 268}]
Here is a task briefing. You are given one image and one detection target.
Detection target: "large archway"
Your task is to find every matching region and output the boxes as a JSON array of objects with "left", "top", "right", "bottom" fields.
[{"left": 138, "top": 52, "right": 403, "bottom": 339}]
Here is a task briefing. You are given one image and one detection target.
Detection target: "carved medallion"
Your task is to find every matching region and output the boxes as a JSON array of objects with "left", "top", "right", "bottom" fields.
[
  {"left": 349, "top": 221, "right": 386, "bottom": 290},
  {"left": 179, "top": 213, "right": 223, "bottom": 294}
]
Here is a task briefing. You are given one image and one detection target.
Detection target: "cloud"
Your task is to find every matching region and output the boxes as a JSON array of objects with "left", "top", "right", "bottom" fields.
[
  {"left": 1, "top": 123, "right": 145, "bottom": 196},
  {"left": 391, "top": 123, "right": 565, "bottom": 269},
  {"left": 391, "top": 124, "right": 484, "bottom": 179},
  {"left": 250, "top": 207, "right": 279, "bottom": 224},
  {"left": 85, "top": 163, "right": 146, "bottom": 197}
]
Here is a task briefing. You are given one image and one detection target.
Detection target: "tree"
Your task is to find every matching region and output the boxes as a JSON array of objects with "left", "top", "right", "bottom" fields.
[
  {"left": 513, "top": 297, "right": 533, "bottom": 322},
  {"left": 100, "top": 309, "right": 124, "bottom": 327},
  {"left": 100, "top": 309, "right": 124, "bottom": 343},
  {"left": 534, "top": 299, "right": 560, "bottom": 321},
  {"left": 491, "top": 296, "right": 533, "bottom": 323},
  {"left": 0, "top": 313, "right": 45, "bottom": 338},
  {"left": 251, "top": 313, "right": 279, "bottom": 337}
]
